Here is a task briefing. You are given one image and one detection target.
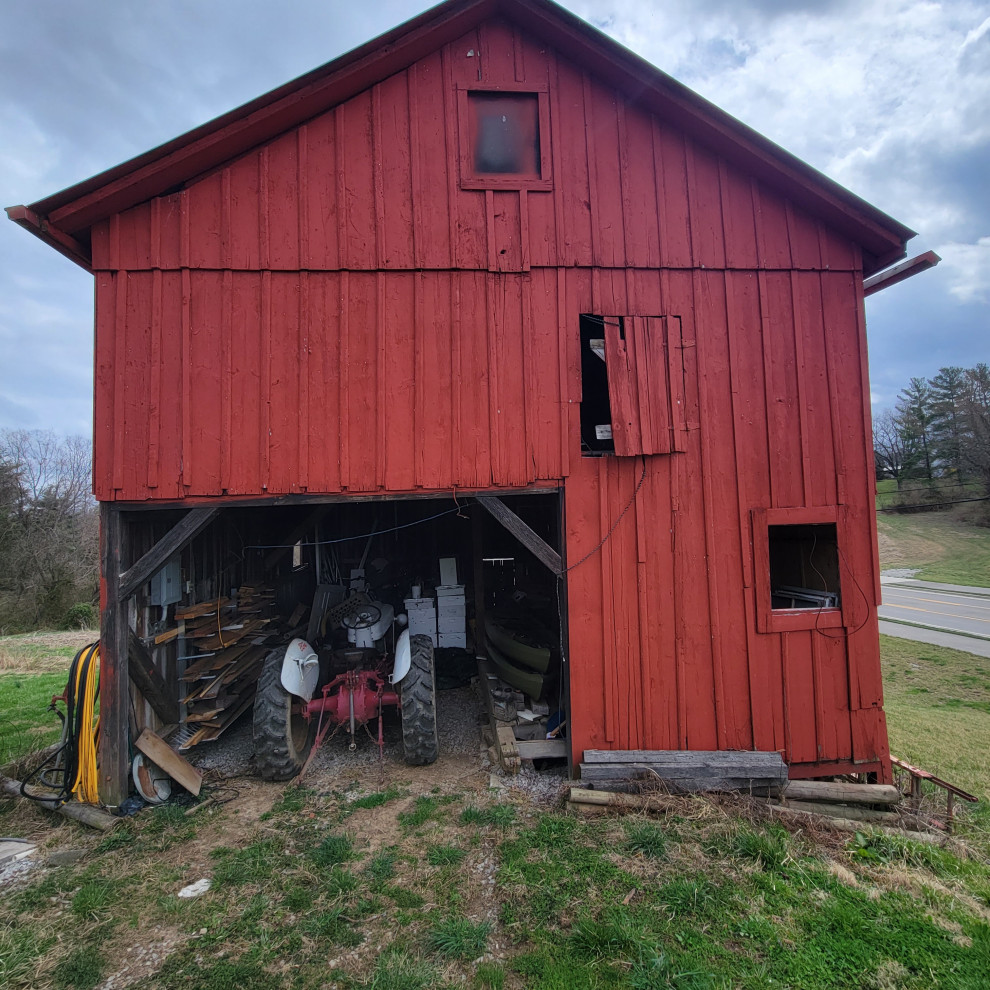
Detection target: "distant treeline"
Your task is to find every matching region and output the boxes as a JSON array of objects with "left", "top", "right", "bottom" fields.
[
  {"left": 873, "top": 364, "right": 990, "bottom": 517},
  {"left": 0, "top": 430, "right": 98, "bottom": 633}
]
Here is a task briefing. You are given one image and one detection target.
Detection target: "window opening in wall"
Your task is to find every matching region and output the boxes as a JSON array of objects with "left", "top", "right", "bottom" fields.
[
  {"left": 579, "top": 314, "right": 615, "bottom": 455},
  {"left": 769, "top": 523, "right": 840, "bottom": 609},
  {"left": 469, "top": 91, "right": 540, "bottom": 176}
]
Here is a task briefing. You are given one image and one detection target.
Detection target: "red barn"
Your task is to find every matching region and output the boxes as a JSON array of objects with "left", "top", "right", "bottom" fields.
[{"left": 8, "top": 0, "right": 916, "bottom": 804}]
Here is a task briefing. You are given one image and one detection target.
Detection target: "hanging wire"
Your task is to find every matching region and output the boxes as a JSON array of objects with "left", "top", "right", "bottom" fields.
[
  {"left": 243, "top": 506, "right": 463, "bottom": 551},
  {"left": 557, "top": 458, "right": 649, "bottom": 578}
]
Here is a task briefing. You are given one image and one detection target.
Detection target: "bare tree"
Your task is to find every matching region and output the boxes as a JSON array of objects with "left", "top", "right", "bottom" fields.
[
  {"left": 0, "top": 430, "right": 98, "bottom": 631},
  {"left": 873, "top": 408, "right": 908, "bottom": 487}
]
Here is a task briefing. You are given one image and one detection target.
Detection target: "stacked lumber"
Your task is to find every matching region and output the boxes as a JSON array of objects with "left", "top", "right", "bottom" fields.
[
  {"left": 177, "top": 586, "right": 277, "bottom": 749},
  {"left": 577, "top": 750, "right": 789, "bottom": 795},
  {"left": 767, "top": 780, "right": 906, "bottom": 827}
]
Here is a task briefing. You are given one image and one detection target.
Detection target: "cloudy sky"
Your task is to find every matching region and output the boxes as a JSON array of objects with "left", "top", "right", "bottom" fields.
[{"left": 1, "top": 0, "right": 987, "bottom": 437}]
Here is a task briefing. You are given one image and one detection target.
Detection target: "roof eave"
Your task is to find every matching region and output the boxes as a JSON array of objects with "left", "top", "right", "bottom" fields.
[
  {"left": 5, "top": 206, "right": 93, "bottom": 271},
  {"left": 8, "top": 0, "right": 914, "bottom": 275}
]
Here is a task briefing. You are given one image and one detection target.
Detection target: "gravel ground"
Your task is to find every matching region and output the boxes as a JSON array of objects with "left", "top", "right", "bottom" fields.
[
  {"left": 881, "top": 568, "right": 922, "bottom": 579},
  {"left": 190, "top": 683, "right": 486, "bottom": 780}
]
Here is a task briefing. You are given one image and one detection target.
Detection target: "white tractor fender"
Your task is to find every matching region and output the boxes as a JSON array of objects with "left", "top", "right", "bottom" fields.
[
  {"left": 280, "top": 638, "right": 320, "bottom": 702},
  {"left": 390, "top": 629, "right": 412, "bottom": 685}
]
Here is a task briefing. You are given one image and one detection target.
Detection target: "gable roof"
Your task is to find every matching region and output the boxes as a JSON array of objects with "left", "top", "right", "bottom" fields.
[{"left": 6, "top": 0, "right": 914, "bottom": 275}]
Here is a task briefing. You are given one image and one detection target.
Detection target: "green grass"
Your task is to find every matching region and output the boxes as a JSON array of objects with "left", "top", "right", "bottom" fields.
[
  {"left": 460, "top": 804, "right": 516, "bottom": 829},
  {"left": 428, "top": 917, "right": 493, "bottom": 959},
  {"left": 881, "top": 635, "right": 990, "bottom": 801},
  {"left": 0, "top": 671, "right": 70, "bottom": 766},
  {"left": 877, "top": 506, "right": 990, "bottom": 585},
  {"left": 622, "top": 820, "right": 668, "bottom": 859},
  {"left": 2, "top": 623, "right": 989, "bottom": 989}
]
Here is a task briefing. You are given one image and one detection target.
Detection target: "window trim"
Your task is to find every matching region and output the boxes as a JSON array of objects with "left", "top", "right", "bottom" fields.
[
  {"left": 457, "top": 83, "right": 552, "bottom": 190},
  {"left": 752, "top": 506, "right": 850, "bottom": 634}
]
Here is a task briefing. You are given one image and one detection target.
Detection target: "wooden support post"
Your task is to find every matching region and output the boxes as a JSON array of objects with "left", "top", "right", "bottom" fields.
[
  {"left": 119, "top": 507, "right": 218, "bottom": 600},
  {"left": 99, "top": 504, "right": 130, "bottom": 807},
  {"left": 475, "top": 495, "right": 562, "bottom": 574},
  {"left": 472, "top": 505, "right": 487, "bottom": 657}
]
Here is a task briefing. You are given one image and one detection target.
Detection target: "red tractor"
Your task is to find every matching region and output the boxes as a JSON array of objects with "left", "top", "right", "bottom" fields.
[{"left": 252, "top": 593, "right": 438, "bottom": 780}]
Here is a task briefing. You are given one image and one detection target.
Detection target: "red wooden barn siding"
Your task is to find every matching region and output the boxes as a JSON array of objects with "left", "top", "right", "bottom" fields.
[
  {"left": 561, "top": 268, "right": 887, "bottom": 775},
  {"left": 87, "top": 18, "right": 888, "bottom": 774},
  {"left": 90, "top": 19, "right": 859, "bottom": 502}
]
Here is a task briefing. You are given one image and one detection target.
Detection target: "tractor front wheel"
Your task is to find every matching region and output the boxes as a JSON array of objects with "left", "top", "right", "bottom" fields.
[
  {"left": 253, "top": 646, "right": 317, "bottom": 780},
  {"left": 400, "top": 634, "right": 439, "bottom": 765}
]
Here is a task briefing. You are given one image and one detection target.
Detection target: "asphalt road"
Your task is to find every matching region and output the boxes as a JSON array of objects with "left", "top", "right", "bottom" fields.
[{"left": 878, "top": 581, "right": 990, "bottom": 657}]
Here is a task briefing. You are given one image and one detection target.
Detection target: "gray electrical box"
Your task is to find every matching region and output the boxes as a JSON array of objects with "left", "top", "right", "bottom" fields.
[{"left": 150, "top": 558, "right": 182, "bottom": 607}]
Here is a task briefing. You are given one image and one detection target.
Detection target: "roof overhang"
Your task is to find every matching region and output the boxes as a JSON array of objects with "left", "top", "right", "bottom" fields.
[{"left": 5, "top": 0, "right": 914, "bottom": 275}]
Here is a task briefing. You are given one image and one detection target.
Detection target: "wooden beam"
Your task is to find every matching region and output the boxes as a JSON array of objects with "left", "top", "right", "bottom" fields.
[
  {"left": 263, "top": 504, "right": 330, "bottom": 571},
  {"left": 118, "top": 507, "right": 219, "bottom": 601},
  {"left": 128, "top": 630, "right": 180, "bottom": 725},
  {"left": 1, "top": 775, "right": 118, "bottom": 831},
  {"left": 134, "top": 729, "right": 203, "bottom": 796},
  {"left": 517, "top": 739, "right": 568, "bottom": 759},
  {"left": 472, "top": 505, "right": 487, "bottom": 657},
  {"left": 863, "top": 250, "right": 940, "bottom": 297},
  {"left": 475, "top": 496, "right": 562, "bottom": 575},
  {"left": 99, "top": 504, "right": 130, "bottom": 807}
]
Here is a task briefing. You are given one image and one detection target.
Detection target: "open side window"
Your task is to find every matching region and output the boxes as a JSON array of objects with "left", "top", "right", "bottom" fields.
[
  {"left": 752, "top": 507, "right": 850, "bottom": 633},
  {"left": 579, "top": 314, "right": 686, "bottom": 457}
]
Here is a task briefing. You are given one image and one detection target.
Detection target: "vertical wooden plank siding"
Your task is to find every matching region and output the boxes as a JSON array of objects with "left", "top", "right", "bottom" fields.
[{"left": 87, "top": 29, "right": 889, "bottom": 778}]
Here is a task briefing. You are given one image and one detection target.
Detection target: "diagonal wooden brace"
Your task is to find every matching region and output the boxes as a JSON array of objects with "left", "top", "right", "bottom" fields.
[{"left": 475, "top": 495, "right": 562, "bottom": 575}]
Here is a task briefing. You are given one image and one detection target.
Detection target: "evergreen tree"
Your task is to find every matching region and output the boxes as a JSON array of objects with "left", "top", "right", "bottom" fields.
[
  {"left": 928, "top": 366, "right": 966, "bottom": 478},
  {"left": 895, "top": 377, "right": 935, "bottom": 481}
]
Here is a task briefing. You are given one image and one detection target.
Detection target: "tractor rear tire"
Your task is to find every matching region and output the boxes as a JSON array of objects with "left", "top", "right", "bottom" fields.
[
  {"left": 401, "top": 634, "right": 439, "bottom": 765},
  {"left": 253, "top": 646, "right": 317, "bottom": 781}
]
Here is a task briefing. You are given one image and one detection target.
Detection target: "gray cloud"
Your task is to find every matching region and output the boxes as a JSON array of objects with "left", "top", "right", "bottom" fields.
[{"left": 1, "top": 0, "right": 987, "bottom": 434}]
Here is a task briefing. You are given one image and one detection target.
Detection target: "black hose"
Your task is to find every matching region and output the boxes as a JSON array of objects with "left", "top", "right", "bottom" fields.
[{"left": 20, "top": 642, "right": 99, "bottom": 806}]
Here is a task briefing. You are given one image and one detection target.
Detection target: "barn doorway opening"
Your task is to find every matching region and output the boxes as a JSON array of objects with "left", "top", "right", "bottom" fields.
[{"left": 125, "top": 490, "right": 568, "bottom": 780}]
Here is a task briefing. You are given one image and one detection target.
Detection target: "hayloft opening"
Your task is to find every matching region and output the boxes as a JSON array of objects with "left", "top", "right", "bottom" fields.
[
  {"left": 768, "top": 523, "right": 841, "bottom": 610},
  {"left": 579, "top": 314, "right": 615, "bottom": 455}
]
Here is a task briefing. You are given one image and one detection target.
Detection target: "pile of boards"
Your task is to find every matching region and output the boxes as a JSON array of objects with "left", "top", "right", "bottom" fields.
[
  {"left": 177, "top": 586, "right": 277, "bottom": 749},
  {"left": 576, "top": 750, "right": 790, "bottom": 795}
]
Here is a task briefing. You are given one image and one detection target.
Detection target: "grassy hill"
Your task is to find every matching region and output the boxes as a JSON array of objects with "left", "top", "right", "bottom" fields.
[{"left": 876, "top": 494, "right": 990, "bottom": 586}]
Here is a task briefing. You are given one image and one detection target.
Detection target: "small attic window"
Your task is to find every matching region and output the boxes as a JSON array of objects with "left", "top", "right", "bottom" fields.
[
  {"left": 471, "top": 92, "right": 540, "bottom": 175},
  {"left": 458, "top": 85, "right": 552, "bottom": 190}
]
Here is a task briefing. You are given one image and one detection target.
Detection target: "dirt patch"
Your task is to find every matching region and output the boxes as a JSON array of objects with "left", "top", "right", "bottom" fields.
[{"left": 98, "top": 926, "right": 187, "bottom": 990}]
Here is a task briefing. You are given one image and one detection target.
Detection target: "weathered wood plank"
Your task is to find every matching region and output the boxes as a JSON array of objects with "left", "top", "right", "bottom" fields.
[
  {"left": 579, "top": 768, "right": 786, "bottom": 794},
  {"left": 583, "top": 749, "right": 786, "bottom": 770},
  {"left": 134, "top": 728, "right": 203, "bottom": 796},
  {"left": 128, "top": 630, "right": 179, "bottom": 725},
  {"left": 516, "top": 739, "right": 568, "bottom": 760},
  {"left": 118, "top": 507, "right": 218, "bottom": 601},
  {"left": 475, "top": 495, "right": 562, "bottom": 575}
]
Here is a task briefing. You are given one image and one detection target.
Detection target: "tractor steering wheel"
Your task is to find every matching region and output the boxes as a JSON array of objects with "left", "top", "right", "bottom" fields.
[{"left": 342, "top": 604, "right": 383, "bottom": 630}]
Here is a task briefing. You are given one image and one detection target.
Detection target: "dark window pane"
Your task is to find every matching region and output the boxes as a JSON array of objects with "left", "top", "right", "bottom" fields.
[{"left": 469, "top": 92, "right": 540, "bottom": 176}]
